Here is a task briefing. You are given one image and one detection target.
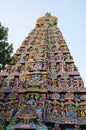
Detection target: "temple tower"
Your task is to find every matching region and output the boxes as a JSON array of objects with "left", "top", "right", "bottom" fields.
[{"left": 0, "top": 13, "right": 86, "bottom": 130}]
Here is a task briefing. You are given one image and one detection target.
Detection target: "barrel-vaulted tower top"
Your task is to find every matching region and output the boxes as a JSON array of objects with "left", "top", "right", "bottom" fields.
[{"left": 36, "top": 13, "right": 58, "bottom": 25}]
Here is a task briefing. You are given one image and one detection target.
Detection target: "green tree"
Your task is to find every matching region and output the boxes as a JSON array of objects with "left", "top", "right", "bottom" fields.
[{"left": 0, "top": 22, "right": 13, "bottom": 71}]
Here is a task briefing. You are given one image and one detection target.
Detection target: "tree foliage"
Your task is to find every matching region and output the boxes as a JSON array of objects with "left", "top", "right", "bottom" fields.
[{"left": 0, "top": 22, "right": 13, "bottom": 71}]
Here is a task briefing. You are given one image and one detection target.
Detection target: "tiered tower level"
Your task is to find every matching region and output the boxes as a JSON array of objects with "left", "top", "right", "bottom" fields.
[{"left": 0, "top": 13, "right": 86, "bottom": 130}]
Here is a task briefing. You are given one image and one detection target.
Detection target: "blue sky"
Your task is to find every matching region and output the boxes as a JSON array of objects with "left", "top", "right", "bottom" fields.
[{"left": 0, "top": 0, "right": 86, "bottom": 86}]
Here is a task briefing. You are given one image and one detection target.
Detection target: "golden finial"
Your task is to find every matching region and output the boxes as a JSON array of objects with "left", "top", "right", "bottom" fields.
[{"left": 45, "top": 12, "right": 51, "bottom": 17}]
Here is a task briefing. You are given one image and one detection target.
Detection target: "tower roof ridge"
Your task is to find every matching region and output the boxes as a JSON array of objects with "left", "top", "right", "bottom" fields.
[{"left": 36, "top": 13, "right": 58, "bottom": 25}]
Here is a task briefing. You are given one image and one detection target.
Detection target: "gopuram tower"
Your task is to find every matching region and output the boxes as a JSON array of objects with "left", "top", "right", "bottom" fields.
[{"left": 0, "top": 13, "right": 86, "bottom": 130}]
